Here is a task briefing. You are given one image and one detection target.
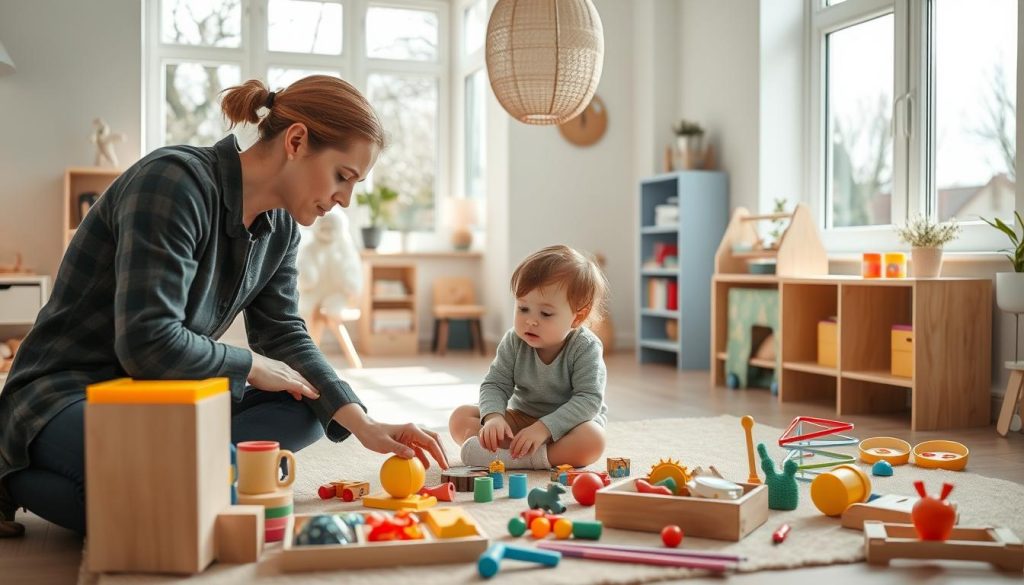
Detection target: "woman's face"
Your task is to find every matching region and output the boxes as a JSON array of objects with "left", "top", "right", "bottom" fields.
[{"left": 281, "top": 130, "right": 378, "bottom": 227}]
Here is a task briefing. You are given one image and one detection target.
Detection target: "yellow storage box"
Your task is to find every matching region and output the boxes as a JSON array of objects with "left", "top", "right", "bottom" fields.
[
  {"left": 891, "top": 325, "right": 913, "bottom": 378},
  {"left": 817, "top": 318, "right": 838, "bottom": 368}
]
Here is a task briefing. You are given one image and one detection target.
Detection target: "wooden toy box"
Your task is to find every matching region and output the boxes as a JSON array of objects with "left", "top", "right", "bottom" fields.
[
  {"left": 594, "top": 479, "right": 768, "bottom": 541},
  {"left": 280, "top": 511, "right": 489, "bottom": 572}
]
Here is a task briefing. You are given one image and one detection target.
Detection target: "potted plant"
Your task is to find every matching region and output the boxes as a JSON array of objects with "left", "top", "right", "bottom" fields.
[
  {"left": 982, "top": 211, "right": 1024, "bottom": 313},
  {"left": 672, "top": 119, "right": 704, "bottom": 170},
  {"left": 895, "top": 215, "right": 961, "bottom": 278},
  {"left": 355, "top": 184, "right": 398, "bottom": 250}
]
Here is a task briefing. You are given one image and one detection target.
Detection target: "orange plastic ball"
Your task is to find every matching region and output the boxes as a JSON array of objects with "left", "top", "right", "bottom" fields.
[
  {"left": 380, "top": 455, "right": 426, "bottom": 498},
  {"left": 530, "top": 517, "right": 552, "bottom": 539},
  {"left": 553, "top": 518, "right": 574, "bottom": 539}
]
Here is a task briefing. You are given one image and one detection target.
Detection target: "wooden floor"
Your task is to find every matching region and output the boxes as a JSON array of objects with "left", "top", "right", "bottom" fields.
[{"left": 2, "top": 351, "right": 1023, "bottom": 584}]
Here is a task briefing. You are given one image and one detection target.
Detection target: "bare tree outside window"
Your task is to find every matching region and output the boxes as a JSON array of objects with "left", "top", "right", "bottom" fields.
[
  {"left": 936, "top": 0, "right": 1017, "bottom": 222},
  {"left": 827, "top": 14, "right": 894, "bottom": 228}
]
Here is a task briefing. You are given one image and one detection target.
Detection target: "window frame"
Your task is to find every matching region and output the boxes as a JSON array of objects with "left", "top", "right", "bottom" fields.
[
  {"left": 807, "top": 0, "right": 1016, "bottom": 253},
  {"left": 144, "top": 0, "right": 452, "bottom": 240},
  {"left": 452, "top": 0, "right": 488, "bottom": 220}
]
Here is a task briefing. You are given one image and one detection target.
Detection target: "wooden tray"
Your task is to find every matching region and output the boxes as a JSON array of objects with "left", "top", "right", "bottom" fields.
[
  {"left": 594, "top": 479, "right": 768, "bottom": 541},
  {"left": 280, "top": 509, "right": 489, "bottom": 572},
  {"left": 865, "top": 521, "right": 1023, "bottom": 571}
]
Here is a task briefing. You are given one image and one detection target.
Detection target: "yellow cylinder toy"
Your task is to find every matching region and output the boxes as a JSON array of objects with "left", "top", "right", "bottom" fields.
[
  {"left": 810, "top": 464, "right": 872, "bottom": 516},
  {"left": 884, "top": 252, "right": 907, "bottom": 278}
]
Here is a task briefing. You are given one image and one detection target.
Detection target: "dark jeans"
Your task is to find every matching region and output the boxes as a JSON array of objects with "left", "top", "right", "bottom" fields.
[{"left": 5, "top": 388, "right": 324, "bottom": 535}]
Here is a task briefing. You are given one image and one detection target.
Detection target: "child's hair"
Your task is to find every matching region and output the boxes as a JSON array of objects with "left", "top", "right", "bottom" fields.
[
  {"left": 220, "top": 76, "right": 387, "bottom": 152},
  {"left": 510, "top": 245, "right": 609, "bottom": 324}
]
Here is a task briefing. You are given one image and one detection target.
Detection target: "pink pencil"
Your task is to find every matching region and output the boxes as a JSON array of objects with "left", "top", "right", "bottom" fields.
[
  {"left": 536, "top": 542, "right": 735, "bottom": 572},
  {"left": 537, "top": 541, "right": 744, "bottom": 563}
]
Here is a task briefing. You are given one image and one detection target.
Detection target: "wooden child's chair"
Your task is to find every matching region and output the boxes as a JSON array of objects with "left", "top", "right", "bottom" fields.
[
  {"left": 432, "top": 277, "right": 486, "bottom": 356},
  {"left": 308, "top": 304, "right": 363, "bottom": 369}
]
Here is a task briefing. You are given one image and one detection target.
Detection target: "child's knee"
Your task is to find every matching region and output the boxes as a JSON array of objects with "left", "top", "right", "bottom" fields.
[{"left": 448, "top": 404, "right": 481, "bottom": 440}]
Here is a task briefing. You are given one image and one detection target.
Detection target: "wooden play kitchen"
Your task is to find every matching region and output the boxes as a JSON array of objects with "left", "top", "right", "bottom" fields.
[{"left": 711, "top": 206, "right": 993, "bottom": 430}]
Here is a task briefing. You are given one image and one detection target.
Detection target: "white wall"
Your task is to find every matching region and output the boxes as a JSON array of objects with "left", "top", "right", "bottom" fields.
[
  {"left": 496, "top": 0, "right": 637, "bottom": 349},
  {"left": 0, "top": 0, "right": 142, "bottom": 279},
  {"left": 676, "top": 0, "right": 760, "bottom": 212}
]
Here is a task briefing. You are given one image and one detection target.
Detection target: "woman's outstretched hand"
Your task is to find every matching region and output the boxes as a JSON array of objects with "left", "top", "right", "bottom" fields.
[
  {"left": 247, "top": 351, "right": 320, "bottom": 401},
  {"left": 354, "top": 420, "right": 450, "bottom": 471}
]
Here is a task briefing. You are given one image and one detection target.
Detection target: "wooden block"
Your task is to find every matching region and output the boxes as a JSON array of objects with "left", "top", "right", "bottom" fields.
[
  {"left": 422, "top": 507, "right": 479, "bottom": 539},
  {"left": 362, "top": 492, "right": 437, "bottom": 511},
  {"left": 595, "top": 479, "right": 768, "bottom": 541},
  {"left": 441, "top": 466, "right": 489, "bottom": 491},
  {"left": 865, "top": 521, "right": 1024, "bottom": 571},
  {"left": 86, "top": 380, "right": 230, "bottom": 574},
  {"left": 216, "top": 506, "right": 264, "bottom": 564},
  {"left": 841, "top": 494, "right": 953, "bottom": 530}
]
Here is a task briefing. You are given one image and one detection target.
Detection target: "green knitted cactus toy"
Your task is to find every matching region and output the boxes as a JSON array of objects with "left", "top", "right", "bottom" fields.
[{"left": 757, "top": 443, "right": 799, "bottom": 510}]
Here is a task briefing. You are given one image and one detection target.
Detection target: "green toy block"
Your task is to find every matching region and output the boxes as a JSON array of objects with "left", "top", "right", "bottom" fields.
[{"left": 572, "top": 520, "right": 602, "bottom": 540}]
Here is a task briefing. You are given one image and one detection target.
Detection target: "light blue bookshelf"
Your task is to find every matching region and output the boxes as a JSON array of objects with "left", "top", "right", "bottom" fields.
[{"left": 637, "top": 171, "right": 728, "bottom": 369}]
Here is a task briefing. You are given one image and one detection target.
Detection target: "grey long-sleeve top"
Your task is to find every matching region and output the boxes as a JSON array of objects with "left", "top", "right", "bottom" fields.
[
  {"left": 0, "top": 135, "right": 364, "bottom": 482},
  {"left": 478, "top": 327, "right": 608, "bottom": 441}
]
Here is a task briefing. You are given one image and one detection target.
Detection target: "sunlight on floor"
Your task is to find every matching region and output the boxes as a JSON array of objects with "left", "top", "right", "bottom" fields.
[{"left": 333, "top": 365, "right": 480, "bottom": 429}]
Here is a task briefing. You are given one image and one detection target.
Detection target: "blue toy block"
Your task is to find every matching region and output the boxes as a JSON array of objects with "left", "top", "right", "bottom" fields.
[
  {"left": 490, "top": 471, "right": 504, "bottom": 489},
  {"left": 478, "top": 543, "right": 561, "bottom": 578},
  {"left": 872, "top": 460, "right": 894, "bottom": 477},
  {"left": 509, "top": 473, "right": 528, "bottom": 498}
]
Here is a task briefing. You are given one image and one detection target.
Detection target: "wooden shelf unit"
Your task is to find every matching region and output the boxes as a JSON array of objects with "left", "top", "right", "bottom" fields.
[
  {"left": 710, "top": 204, "right": 828, "bottom": 387},
  {"left": 776, "top": 277, "right": 991, "bottom": 431},
  {"left": 358, "top": 260, "right": 418, "bottom": 356},
  {"left": 636, "top": 171, "right": 728, "bottom": 369},
  {"left": 64, "top": 167, "right": 122, "bottom": 249}
]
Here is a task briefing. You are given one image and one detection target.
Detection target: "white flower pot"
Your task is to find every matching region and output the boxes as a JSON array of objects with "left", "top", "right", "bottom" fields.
[
  {"left": 911, "top": 247, "right": 943, "bottom": 278},
  {"left": 997, "top": 272, "right": 1024, "bottom": 314}
]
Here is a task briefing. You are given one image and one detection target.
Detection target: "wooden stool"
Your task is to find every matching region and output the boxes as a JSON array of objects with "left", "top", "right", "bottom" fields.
[
  {"left": 308, "top": 307, "right": 363, "bottom": 369},
  {"left": 996, "top": 362, "right": 1024, "bottom": 436},
  {"left": 432, "top": 277, "right": 486, "bottom": 356}
]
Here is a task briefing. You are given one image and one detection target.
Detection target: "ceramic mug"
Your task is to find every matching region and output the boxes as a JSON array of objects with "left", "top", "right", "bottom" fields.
[{"left": 236, "top": 440, "right": 295, "bottom": 495}]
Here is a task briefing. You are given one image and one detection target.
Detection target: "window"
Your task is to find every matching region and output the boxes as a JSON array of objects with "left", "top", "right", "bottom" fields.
[
  {"left": 146, "top": 0, "right": 449, "bottom": 233},
  {"left": 809, "top": 0, "right": 1018, "bottom": 251},
  {"left": 454, "top": 0, "right": 487, "bottom": 227}
]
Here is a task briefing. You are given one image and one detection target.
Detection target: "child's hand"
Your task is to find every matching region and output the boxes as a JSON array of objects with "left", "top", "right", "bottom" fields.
[
  {"left": 509, "top": 422, "right": 551, "bottom": 459},
  {"left": 479, "top": 414, "right": 514, "bottom": 452}
]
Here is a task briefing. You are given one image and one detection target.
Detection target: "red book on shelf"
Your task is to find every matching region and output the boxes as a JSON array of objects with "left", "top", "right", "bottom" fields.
[
  {"left": 654, "top": 244, "right": 678, "bottom": 266},
  {"left": 666, "top": 280, "right": 678, "bottom": 311}
]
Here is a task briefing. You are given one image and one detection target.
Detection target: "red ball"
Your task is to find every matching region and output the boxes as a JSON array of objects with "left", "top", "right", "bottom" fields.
[
  {"left": 571, "top": 472, "right": 604, "bottom": 506},
  {"left": 661, "top": 525, "right": 683, "bottom": 548}
]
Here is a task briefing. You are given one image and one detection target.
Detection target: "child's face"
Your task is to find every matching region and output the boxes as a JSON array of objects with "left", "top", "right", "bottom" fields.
[{"left": 513, "top": 286, "right": 584, "bottom": 351}]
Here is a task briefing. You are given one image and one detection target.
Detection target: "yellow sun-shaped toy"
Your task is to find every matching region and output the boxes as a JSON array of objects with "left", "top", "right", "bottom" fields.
[{"left": 647, "top": 459, "right": 692, "bottom": 495}]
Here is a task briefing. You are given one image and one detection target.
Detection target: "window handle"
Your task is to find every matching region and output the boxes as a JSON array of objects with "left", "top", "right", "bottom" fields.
[
  {"left": 903, "top": 93, "right": 913, "bottom": 138},
  {"left": 891, "top": 94, "right": 904, "bottom": 137}
]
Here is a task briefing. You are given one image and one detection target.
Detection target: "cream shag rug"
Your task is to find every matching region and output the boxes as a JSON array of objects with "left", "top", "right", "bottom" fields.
[{"left": 80, "top": 416, "right": 1024, "bottom": 585}]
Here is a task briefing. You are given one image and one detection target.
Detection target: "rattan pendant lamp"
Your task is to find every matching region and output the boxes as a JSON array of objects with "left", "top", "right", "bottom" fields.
[{"left": 485, "top": 0, "right": 604, "bottom": 125}]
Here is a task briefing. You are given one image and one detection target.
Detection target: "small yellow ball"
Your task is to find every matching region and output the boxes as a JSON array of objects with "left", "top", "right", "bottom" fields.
[
  {"left": 379, "top": 455, "right": 425, "bottom": 498},
  {"left": 553, "top": 518, "right": 574, "bottom": 539}
]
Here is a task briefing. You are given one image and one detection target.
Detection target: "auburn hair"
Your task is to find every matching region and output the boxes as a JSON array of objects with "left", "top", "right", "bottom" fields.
[
  {"left": 220, "top": 76, "right": 386, "bottom": 151},
  {"left": 510, "top": 245, "right": 609, "bottom": 323}
]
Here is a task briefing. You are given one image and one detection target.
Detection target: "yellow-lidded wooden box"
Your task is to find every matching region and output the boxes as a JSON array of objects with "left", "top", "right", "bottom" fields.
[
  {"left": 891, "top": 325, "right": 913, "bottom": 378},
  {"left": 86, "top": 378, "right": 231, "bottom": 574},
  {"left": 818, "top": 319, "right": 838, "bottom": 368}
]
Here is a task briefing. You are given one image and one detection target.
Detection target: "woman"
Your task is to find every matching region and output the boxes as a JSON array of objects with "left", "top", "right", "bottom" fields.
[{"left": 0, "top": 76, "right": 448, "bottom": 537}]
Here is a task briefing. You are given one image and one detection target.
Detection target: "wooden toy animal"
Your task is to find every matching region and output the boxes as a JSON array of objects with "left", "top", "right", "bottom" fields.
[{"left": 528, "top": 483, "right": 567, "bottom": 514}]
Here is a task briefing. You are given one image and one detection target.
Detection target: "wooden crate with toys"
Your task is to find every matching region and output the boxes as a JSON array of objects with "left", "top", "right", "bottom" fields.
[
  {"left": 280, "top": 507, "right": 489, "bottom": 572},
  {"left": 594, "top": 458, "right": 769, "bottom": 541}
]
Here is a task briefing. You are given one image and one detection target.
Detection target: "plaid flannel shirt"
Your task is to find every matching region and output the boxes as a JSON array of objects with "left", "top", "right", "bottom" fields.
[{"left": 0, "top": 135, "right": 364, "bottom": 482}]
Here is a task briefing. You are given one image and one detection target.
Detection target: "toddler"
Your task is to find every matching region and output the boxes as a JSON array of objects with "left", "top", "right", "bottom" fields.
[{"left": 448, "top": 245, "right": 609, "bottom": 469}]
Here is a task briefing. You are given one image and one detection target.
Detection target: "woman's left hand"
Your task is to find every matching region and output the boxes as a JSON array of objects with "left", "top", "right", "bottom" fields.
[{"left": 354, "top": 421, "right": 450, "bottom": 471}]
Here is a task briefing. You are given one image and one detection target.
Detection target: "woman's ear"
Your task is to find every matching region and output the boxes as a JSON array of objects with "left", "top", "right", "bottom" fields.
[{"left": 284, "top": 123, "right": 309, "bottom": 159}]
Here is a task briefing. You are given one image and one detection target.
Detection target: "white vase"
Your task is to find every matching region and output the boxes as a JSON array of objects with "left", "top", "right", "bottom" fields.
[
  {"left": 997, "top": 272, "right": 1024, "bottom": 313},
  {"left": 911, "top": 247, "right": 943, "bottom": 278}
]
